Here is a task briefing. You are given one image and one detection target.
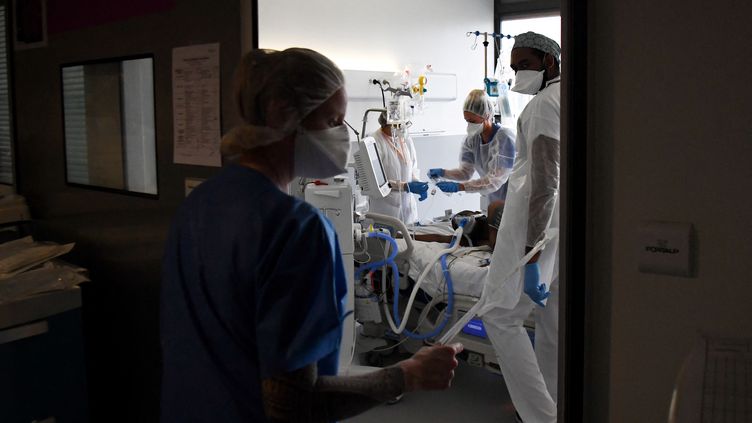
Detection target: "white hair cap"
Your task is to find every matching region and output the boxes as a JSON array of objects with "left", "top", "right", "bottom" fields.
[
  {"left": 463, "top": 89, "right": 495, "bottom": 119},
  {"left": 221, "top": 48, "right": 345, "bottom": 157},
  {"left": 512, "top": 32, "right": 561, "bottom": 62}
]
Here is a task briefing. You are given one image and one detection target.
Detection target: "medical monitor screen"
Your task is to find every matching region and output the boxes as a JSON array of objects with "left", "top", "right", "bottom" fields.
[{"left": 366, "top": 142, "right": 387, "bottom": 187}]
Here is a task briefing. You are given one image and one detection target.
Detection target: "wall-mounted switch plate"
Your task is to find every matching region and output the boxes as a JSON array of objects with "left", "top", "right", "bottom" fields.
[{"left": 638, "top": 221, "right": 694, "bottom": 277}]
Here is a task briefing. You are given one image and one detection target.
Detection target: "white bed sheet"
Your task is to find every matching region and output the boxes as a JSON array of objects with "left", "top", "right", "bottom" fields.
[
  {"left": 409, "top": 222, "right": 456, "bottom": 236},
  {"left": 396, "top": 239, "right": 490, "bottom": 298}
]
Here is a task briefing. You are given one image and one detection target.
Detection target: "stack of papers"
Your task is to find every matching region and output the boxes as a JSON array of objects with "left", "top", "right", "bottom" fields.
[{"left": 0, "top": 237, "right": 88, "bottom": 303}]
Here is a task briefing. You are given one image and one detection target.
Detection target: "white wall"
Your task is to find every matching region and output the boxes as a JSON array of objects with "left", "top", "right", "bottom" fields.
[
  {"left": 587, "top": 0, "right": 752, "bottom": 421},
  {"left": 259, "top": 0, "right": 496, "bottom": 218}
]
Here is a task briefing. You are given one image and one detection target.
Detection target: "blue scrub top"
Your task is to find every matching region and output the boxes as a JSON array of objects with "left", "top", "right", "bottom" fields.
[{"left": 160, "top": 164, "right": 347, "bottom": 422}]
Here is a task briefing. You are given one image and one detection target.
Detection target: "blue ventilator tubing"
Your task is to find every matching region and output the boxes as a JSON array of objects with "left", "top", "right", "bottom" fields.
[
  {"left": 355, "top": 224, "right": 463, "bottom": 341},
  {"left": 354, "top": 231, "right": 399, "bottom": 281}
]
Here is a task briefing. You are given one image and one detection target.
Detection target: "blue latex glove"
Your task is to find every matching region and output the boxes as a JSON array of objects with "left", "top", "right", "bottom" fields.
[
  {"left": 406, "top": 181, "right": 429, "bottom": 201},
  {"left": 436, "top": 181, "right": 460, "bottom": 193},
  {"left": 524, "top": 263, "right": 550, "bottom": 307},
  {"left": 428, "top": 168, "right": 445, "bottom": 179}
]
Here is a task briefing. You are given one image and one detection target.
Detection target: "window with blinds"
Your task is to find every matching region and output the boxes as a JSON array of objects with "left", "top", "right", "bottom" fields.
[
  {"left": 0, "top": 5, "right": 14, "bottom": 184},
  {"left": 61, "top": 65, "right": 89, "bottom": 184},
  {"left": 61, "top": 56, "right": 157, "bottom": 195}
]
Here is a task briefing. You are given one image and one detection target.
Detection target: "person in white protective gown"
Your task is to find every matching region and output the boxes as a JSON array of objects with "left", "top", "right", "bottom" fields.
[
  {"left": 428, "top": 89, "right": 516, "bottom": 212},
  {"left": 481, "top": 32, "right": 562, "bottom": 423},
  {"left": 367, "top": 112, "right": 428, "bottom": 223}
]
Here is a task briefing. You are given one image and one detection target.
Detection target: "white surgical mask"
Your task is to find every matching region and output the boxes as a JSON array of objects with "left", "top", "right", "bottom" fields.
[
  {"left": 511, "top": 69, "right": 545, "bottom": 95},
  {"left": 466, "top": 122, "right": 484, "bottom": 136},
  {"left": 294, "top": 124, "right": 351, "bottom": 178}
]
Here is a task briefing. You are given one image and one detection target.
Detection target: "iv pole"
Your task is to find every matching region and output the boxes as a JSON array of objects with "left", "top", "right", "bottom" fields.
[
  {"left": 467, "top": 31, "right": 513, "bottom": 97},
  {"left": 483, "top": 32, "right": 489, "bottom": 80}
]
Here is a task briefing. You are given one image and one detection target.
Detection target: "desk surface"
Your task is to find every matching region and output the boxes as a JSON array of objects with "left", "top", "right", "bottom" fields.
[{"left": 0, "top": 287, "right": 81, "bottom": 330}]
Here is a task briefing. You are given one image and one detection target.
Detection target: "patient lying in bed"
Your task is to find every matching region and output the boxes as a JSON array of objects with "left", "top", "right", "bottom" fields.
[
  {"left": 391, "top": 201, "right": 504, "bottom": 298},
  {"left": 392, "top": 239, "right": 489, "bottom": 299},
  {"left": 414, "top": 200, "right": 504, "bottom": 249}
]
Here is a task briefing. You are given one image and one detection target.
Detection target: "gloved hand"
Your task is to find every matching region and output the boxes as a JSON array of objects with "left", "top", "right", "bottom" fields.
[
  {"left": 406, "top": 181, "right": 429, "bottom": 201},
  {"left": 523, "top": 263, "right": 550, "bottom": 307},
  {"left": 428, "top": 168, "right": 445, "bottom": 179},
  {"left": 436, "top": 181, "right": 460, "bottom": 193}
]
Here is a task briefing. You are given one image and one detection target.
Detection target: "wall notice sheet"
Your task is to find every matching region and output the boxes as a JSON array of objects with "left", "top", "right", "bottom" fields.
[{"left": 172, "top": 43, "right": 221, "bottom": 167}]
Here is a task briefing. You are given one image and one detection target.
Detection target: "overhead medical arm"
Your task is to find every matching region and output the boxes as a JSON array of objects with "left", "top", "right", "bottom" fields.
[{"left": 361, "top": 108, "right": 387, "bottom": 138}]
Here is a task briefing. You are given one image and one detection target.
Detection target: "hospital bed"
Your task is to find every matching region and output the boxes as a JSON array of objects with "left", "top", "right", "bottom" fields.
[
  {"left": 353, "top": 221, "right": 536, "bottom": 375},
  {"left": 303, "top": 135, "right": 533, "bottom": 376}
]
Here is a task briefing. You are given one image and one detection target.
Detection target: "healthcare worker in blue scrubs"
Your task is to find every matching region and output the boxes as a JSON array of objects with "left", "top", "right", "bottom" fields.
[
  {"left": 160, "top": 48, "right": 462, "bottom": 423},
  {"left": 429, "top": 89, "right": 516, "bottom": 211}
]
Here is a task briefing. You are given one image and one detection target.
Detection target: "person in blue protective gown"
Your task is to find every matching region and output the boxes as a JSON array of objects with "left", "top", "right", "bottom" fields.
[
  {"left": 160, "top": 47, "right": 463, "bottom": 423},
  {"left": 428, "top": 89, "right": 516, "bottom": 211}
]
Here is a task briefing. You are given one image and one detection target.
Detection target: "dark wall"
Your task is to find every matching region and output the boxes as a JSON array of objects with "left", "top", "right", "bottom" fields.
[
  {"left": 15, "top": 1, "right": 242, "bottom": 218},
  {"left": 12, "top": 1, "right": 245, "bottom": 421},
  {"left": 496, "top": 0, "right": 560, "bottom": 19}
]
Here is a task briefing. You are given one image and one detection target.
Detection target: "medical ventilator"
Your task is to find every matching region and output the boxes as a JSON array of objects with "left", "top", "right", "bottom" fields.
[{"left": 304, "top": 128, "right": 499, "bottom": 372}]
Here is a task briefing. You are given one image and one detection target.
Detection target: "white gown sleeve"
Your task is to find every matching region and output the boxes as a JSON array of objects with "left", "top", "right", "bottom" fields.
[{"left": 526, "top": 134, "right": 560, "bottom": 247}]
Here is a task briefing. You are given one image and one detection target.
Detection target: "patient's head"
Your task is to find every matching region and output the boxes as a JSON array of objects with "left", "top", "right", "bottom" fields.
[
  {"left": 451, "top": 210, "right": 487, "bottom": 246},
  {"left": 450, "top": 200, "right": 504, "bottom": 248}
]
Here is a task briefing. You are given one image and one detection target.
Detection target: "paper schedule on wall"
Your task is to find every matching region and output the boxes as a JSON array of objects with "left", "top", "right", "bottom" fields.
[{"left": 172, "top": 43, "right": 221, "bottom": 167}]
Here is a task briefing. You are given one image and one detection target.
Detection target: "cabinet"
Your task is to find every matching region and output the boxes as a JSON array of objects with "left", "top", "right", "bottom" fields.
[{"left": 0, "top": 288, "right": 88, "bottom": 423}]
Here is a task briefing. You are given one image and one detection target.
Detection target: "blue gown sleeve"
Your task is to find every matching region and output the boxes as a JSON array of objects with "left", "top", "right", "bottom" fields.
[
  {"left": 497, "top": 128, "right": 516, "bottom": 169},
  {"left": 254, "top": 206, "right": 347, "bottom": 378}
]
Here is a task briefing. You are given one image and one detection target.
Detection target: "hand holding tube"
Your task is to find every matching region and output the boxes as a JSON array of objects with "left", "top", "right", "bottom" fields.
[
  {"left": 523, "top": 263, "right": 550, "bottom": 307},
  {"left": 398, "top": 343, "right": 463, "bottom": 391},
  {"left": 406, "top": 181, "right": 429, "bottom": 201}
]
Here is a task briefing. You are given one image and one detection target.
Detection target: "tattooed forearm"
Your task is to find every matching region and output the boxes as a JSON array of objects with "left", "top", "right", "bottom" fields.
[{"left": 262, "top": 364, "right": 404, "bottom": 422}]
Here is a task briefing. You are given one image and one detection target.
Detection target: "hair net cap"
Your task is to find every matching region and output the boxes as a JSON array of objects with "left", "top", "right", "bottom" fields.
[
  {"left": 221, "top": 48, "right": 346, "bottom": 157},
  {"left": 513, "top": 32, "right": 561, "bottom": 62},
  {"left": 463, "top": 89, "right": 495, "bottom": 119}
]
